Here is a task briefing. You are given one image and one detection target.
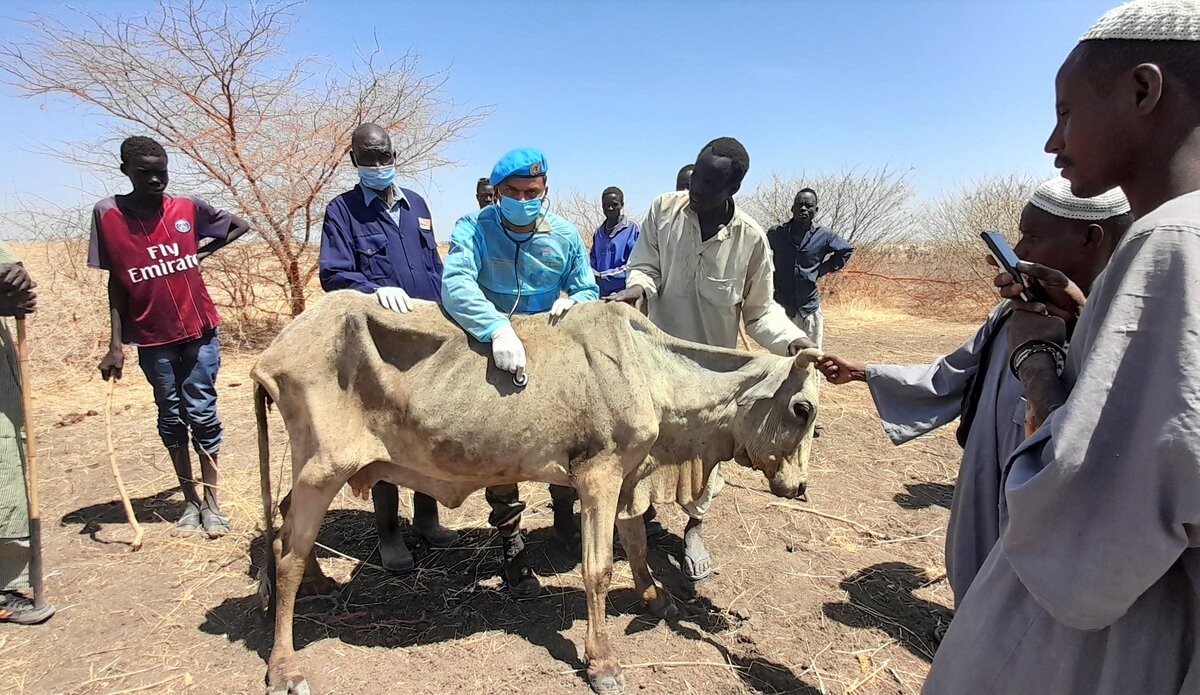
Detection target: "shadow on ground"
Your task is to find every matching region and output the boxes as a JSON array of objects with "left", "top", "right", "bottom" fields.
[
  {"left": 204, "top": 507, "right": 823, "bottom": 693},
  {"left": 61, "top": 487, "right": 186, "bottom": 536},
  {"left": 894, "top": 482, "right": 954, "bottom": 511},
  {"left": 822, "top": 561, "right": 952, "bottom": 662}
]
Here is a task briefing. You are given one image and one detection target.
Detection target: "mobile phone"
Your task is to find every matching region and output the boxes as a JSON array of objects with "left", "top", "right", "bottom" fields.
[{"left": 981, "top": 231, "right": 1044, "bottom": 303}]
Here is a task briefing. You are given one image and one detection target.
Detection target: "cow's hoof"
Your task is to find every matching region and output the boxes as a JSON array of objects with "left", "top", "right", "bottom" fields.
[
  {"left": 587, "top": 672, "right": 624, "bottom": 695},
  {"left": 266, "top": 677, "right": 311, "bottom": 695}
]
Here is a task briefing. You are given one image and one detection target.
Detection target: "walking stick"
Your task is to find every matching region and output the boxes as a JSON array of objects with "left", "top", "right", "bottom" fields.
[
  {"left": 13, "top": 318, "right": 45, "bottom": 609},
  {"left": 105, "top": 378, "right": 144, "bottom": 550}
]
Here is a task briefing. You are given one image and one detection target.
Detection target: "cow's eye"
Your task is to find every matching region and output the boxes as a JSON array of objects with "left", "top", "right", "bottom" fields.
[{"left": 792, "top": 401, "right": 814, "bottom": 422}]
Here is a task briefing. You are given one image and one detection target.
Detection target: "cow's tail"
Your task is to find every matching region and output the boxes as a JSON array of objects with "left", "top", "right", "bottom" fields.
[{"left": 255, "top": 382, "right": 277, "bottom": 613}]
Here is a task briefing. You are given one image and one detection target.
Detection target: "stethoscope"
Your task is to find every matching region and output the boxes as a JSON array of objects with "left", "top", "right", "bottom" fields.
[{"left": 501, "top": 217, "right": 538, "bottom": 388}]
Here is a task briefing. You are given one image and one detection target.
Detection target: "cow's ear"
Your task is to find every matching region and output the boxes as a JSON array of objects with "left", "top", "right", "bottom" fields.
[
  {"left": 736, "top": 360, "right": 792, "bottom": 405},
  {"left": 791, "top": 348, "right": 823, "bottom": 371}
]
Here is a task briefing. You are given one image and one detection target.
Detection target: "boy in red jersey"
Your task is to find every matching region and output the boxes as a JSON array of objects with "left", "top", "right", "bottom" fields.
[{"left": 89, "top": 136, "right": 249, "bottom": 537}]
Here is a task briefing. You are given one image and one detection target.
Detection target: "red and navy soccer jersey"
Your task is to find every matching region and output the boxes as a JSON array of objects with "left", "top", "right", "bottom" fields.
[{"left": 88, "top": 195, "right": 232, "bottom": 346}]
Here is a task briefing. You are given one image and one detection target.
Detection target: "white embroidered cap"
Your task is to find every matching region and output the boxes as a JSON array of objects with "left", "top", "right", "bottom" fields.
[
  {"left": 1029, "top": 177, "right": 1131, "bottom": 221},
  {"left": 1082, "top": 0, "right": 1200, "bottom": 42}
]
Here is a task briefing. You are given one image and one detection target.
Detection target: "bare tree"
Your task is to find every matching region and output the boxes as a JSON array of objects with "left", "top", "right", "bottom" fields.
[
  {"left": 0, "top": 0, "right": 489, "bottom": 315},
  {"left": 553, "top": 189, "right": 605, "bottom": 252},
  {"left": 741, "top": 166, "right": 917, "bottom": 247},
  {"left": 919, "top": 174, "right": 1037, "bottom": 274},
  {"left": 917, "top": 173, "right": 1038, "bottom": 309},
  {"left": 740, "top": 165, "right": 917, "bottom": 301}
]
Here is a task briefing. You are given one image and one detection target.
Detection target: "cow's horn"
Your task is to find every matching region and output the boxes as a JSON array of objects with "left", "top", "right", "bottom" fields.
[{"left": 792, "top": 347, "right": 823, "bottom": 369}]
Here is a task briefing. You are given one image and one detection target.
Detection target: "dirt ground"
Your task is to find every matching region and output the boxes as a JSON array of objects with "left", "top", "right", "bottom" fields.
[{"left": 2, "top": 302, "right": 975, "bottom": 695}]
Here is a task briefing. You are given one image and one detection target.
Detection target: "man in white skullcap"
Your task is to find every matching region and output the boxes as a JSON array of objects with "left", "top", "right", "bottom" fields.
[
  {"left": 923, "top": 2, "right": 1200, "bottom": 693},
  {"left": 817, "top": 178, "right": 1131, "bottom": 612}
]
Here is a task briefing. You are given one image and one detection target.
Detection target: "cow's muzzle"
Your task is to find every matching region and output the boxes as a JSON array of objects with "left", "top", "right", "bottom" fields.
[{"left": 768, "top": 476, "right": 807, "bottom": 501}]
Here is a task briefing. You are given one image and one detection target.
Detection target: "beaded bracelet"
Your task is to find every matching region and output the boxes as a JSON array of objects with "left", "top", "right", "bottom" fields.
[{"left": 1009, "top": 340, "right": 1066, "bottom": 379}]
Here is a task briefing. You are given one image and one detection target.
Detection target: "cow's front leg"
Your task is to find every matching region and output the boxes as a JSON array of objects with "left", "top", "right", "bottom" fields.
[
  {"left": 615, "top": 515, "right": 675, "bottom": 619},
  {"left": 577, "top": 470, "right": 623, "bottom": 694},
  {"left": 266, "top": 478, "right": 338, "bottom": 695}
]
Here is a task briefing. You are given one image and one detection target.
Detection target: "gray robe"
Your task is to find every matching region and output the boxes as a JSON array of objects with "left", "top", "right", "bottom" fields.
[
  {"left": 0, "top": 239, "right": 30, "bottom": 591},
  {"left": 866, "top": 302, "right": 1026, "bottom": 605},
  {"left": 923, "top": 190, "right": 1200, "bottom": 694}
]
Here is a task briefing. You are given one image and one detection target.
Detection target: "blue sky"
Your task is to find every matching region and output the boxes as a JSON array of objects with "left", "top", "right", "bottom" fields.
[{"left": 0, "top": 0, "right": 1118, "bottom": 239}]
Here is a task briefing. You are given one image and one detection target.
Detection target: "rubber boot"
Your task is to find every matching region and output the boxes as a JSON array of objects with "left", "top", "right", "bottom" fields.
[
  {"left": 500, "top": 524, "right": 541, "bottom": 599},
  {"left": 551, "top": 487, "right": 581, "bottom": 551},
  {"left": 413, "top": 492, "right": 458, "bottom": 547},
  {"left": 373, "top": 482, "right": 414, "bottom": 573},
  {"left": 643, "top": 505, "right": 666, "bottom": 540}
]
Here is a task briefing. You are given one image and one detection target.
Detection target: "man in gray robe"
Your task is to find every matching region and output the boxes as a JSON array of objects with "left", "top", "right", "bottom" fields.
[
  {"left": 818, "top": 178, "right": 1131, "bottom": 606},
  {"left": 0, "top": 239, "right": 53, "bottom": 624},
  {"left": 925, "top": 2, "right": 1200, "bottom": 692}
]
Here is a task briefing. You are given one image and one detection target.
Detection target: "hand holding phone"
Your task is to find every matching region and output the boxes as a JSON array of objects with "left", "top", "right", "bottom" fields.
[{"left": 981, "top": 231, "right": 1046, "bottom": 303}]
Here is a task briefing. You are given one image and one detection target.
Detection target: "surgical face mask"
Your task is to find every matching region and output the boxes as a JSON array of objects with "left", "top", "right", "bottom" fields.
[
  {"left": 499, "top": 195, "right": 543, "bottom": 226},
  {"left": 358, "top": 164, "right": 396, "bottom": 191}
]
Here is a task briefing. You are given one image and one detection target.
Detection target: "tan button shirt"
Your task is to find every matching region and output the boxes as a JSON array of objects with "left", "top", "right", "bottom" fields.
[{"left": 626, "top": 191, "right": 804, "bottom": 355}]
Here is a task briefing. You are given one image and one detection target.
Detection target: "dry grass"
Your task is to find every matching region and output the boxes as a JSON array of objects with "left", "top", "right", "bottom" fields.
[{"left": 4, "top": 241, "right": 985, "bottom": 694}]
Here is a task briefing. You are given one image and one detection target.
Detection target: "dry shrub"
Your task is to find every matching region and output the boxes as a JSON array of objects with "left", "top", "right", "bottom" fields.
[
  {"left": 10, "top": 238, "right": 109, "bottom": 389},
  {"left": 554, "top": 190, "right": 605, "bottom": 252},
  {"left": 913, "top": 174, "right": 1038, "bottom": 314},
  {"left": 202, "top": 240, "right": 320, "bottom": 349},
  {"left": 821, "top": 245, "right": 991, "bottom": 322}
]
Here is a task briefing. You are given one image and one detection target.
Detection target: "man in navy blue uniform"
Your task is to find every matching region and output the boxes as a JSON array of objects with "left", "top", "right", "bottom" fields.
[{"left": 318, "top": 123, "right": 458, "bottom": 572}]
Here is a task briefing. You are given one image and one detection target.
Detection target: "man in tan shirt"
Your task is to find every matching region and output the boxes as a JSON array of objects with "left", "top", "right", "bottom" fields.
[{"left": 608, "top": 137, "right": 814, "bottom": 580}]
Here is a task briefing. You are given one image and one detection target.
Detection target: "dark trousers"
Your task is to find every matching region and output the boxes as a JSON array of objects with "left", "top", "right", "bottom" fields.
[{"left": 485, "top": 484, "right": 576, "bottom": 528}]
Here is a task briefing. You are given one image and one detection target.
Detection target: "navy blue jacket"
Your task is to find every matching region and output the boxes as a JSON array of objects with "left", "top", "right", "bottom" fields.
[
  {"left": 318, "top": 185, "right": 442, "bottom": 301},
  {"left": 766, "top": 220, "right": 854, "bottom": 315}
]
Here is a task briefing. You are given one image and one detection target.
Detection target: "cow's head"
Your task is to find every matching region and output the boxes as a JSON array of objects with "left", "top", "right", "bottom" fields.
[{"left": 731, "top": 349, "right": 821, "bottom": 501}]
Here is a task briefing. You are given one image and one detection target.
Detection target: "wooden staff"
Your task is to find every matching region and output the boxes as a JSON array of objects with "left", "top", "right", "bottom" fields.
[
  {"left": 105, "top": 378, "right": 144, "bottom": 550},
  {"left": 14, "top": 318, "right": 45, "bottom": 609}
]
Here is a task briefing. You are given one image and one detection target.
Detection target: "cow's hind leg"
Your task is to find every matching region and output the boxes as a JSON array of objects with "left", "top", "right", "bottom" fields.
[
  {"left": 577, "top": 468, "right": 624, "bottom": 694},
  {"left": 615, "top": 515, "right": 676, "bottom": 620},
  {"left": 266, "top": 477, "right": 339, "bottom": 695}
]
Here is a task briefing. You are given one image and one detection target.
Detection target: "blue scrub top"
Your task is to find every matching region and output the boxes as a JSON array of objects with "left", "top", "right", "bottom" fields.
[{"left": 441, "top": 205, "right": 599, "bottom": 341}]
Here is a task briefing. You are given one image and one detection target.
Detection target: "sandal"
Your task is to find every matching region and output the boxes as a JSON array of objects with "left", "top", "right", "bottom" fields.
[
  {"left": 176, "top": 501, "right": 202, "bottom": 534},
  {"left": 0, "top": 591, "right": 55, "bottom": 625},
  {"left": 200, "top": 504, "right": 231, "bottom": 538},
  {"left": 932, "top": 618, "right": 950, "bottom": 643}
]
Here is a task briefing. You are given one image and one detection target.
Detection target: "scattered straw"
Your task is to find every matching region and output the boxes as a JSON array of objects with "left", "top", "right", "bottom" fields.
[
  {"left": 768, "top": 502, "right": 887, "bottom": 539},
  {"left": 102, "top": 672, "right": 185, "bottom": 694},
  {"left": 559, "top": 661, "right": 746, "bottom": 675},
  {"left": 847, "top": 658, "right": 891, "bottom": 693}
]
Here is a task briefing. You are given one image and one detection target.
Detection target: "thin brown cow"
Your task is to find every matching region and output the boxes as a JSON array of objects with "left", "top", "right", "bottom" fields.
[{"left": 253, "top": 292, "right": 820, "bottom": 694}]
